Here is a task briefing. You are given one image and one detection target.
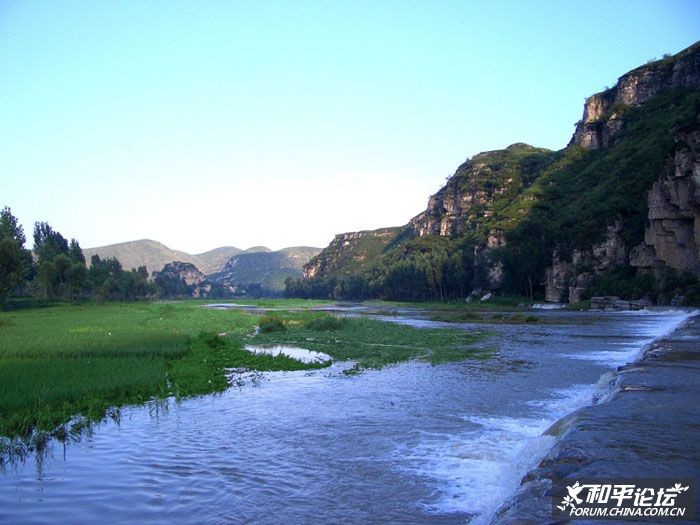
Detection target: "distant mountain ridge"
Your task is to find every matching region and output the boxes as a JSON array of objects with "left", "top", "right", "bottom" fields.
[
  {"left": 83, "top": 240, "right": 321, "bottom": 289},
  {"left": 83, "top": 239, "right": 274, "bottom": 275}
]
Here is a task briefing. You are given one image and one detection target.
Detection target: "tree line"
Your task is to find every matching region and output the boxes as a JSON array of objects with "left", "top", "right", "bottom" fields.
[{"left": 0, "top": 206, "right": 199, "bottom": 309}]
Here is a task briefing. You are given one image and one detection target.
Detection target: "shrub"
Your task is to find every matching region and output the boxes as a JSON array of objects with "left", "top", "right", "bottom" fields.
[
  {"left": 305, "top": 315, "right": 343, "bottom": 331},
  {"left": 258, "top": 315, "right": 286, "bottom": 333}
]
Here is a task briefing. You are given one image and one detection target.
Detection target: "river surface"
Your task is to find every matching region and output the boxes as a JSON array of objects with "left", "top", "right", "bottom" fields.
[{"left": 0, "top": 308, "right": 694, "bottom": 524}]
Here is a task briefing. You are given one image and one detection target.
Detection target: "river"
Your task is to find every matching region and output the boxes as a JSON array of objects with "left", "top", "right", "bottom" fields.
[{"left": 0, "top": 308, "right": 695, "bottom": 524}]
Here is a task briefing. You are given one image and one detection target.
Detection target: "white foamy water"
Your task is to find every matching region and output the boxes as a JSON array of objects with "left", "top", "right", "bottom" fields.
[
  {"left": 243, "top": 344, "right": 332, "bottom": 364},
  {"left": 405, "top": 386, "right": 597, "bottom": 524},
  {"left": 531, "top": 303, "right": 566, "bottom": 310}
]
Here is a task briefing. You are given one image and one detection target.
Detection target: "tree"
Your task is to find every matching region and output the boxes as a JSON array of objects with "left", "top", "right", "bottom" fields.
[
  {"left": 33, "top": 222, "right": 69, "bottom": 263},
  {"left": 0, "top": 207, "right": 33, "bottom": 309},
  {"left": 32, "top": 222, "right": 90, "bottom": 300},
  {"left": 66, "top": 262, "right": 87, "bottom": 301},
  {"left": 69, "top": 238, "right": 85, "bottom": 264}
]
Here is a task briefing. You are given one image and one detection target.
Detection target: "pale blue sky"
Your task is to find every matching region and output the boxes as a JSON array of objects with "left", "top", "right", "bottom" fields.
[{"left": 1, "top": 1, "right": 698, "bottom": 252}]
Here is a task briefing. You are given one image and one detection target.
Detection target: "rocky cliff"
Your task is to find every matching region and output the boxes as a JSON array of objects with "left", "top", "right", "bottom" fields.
[
  {"left": 545, "top": 119, "right": 700, "bottom": 303},
  {"left": 544, "top": 44, "right": 700, "bottom": 302},
  {"left": 631, "top": 123, "right": 700, "bottom": 276},
  {"left": 571, "top": 42, "right": 700, "bottom": 149},
  {"left": 544, "top": 221, "right": 628, "bottom": 303}
]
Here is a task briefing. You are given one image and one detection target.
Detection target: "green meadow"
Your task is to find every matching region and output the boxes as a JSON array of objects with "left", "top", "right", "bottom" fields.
[{"left": 0, "top": 300, "right": 488, "bottom": 440}]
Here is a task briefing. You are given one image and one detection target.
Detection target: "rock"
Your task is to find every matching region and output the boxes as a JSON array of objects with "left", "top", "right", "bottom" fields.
[
  {"left": 545, "top": 253, "right": 573, "bottom": 302},
  {"left": 591, "top": 220, "right": 627, "bottom": 272},
  {"left": 568, "top": 272, "right": 594, "bottom": 304},
  {"left": 571, "top": 42, "right": 700, "bottom": 150},
  {"left": 631, "top": 127, "right": 700, "bottom": 276},
  {"left": 487, "top": 261, "right": 504, "bottom": 289},
  {"left": 629, "top": 243, "right": 658, "bottom": 272}
]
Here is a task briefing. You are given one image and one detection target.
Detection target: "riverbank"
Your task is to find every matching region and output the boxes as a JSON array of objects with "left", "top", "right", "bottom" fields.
[{"left": 494, "top": 312, "right": 700, "bottom": 523}]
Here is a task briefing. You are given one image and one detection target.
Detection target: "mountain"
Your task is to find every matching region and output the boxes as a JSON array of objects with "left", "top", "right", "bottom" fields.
[
  {"left": 84, "top": 239, "right": 320, "bottom": 292},
  {"left": 242, "top": 246, "right": 272, "bottom": 254},
  {"left": 84, "top": 240, "right": 245, "bottom": 275},
  {"left": 194, "top": 246, "right": 243, "bottom": 274},
  {"left": 83, "top": 239, "right": 207, "bottom": 276},
  {"left": 209, "top": 246, "right": 322, "bottom": 291},
  {"left": 296, "top": 41, "right": 700, "bottom": 304}
]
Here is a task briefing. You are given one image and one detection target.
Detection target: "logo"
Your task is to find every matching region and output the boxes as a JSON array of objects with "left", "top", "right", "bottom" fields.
[{"left": 552, "top": 478, "right": 694, "bottom": 521}]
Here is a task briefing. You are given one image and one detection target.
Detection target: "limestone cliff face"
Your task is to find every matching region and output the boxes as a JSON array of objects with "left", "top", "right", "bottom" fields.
[
  {"left": 631, "top": 124, "right": 700, "bottom": 276},
  {"left": 409, "top": 173, "right": 498, "bottom": 238},
  {"left": 571, "top": 42, "right": 700, "bottom": 149},
  {"left": 304, "top": 41, "right": 699, "bottom": 302},
  {"left": 303, "top": 228, "right": 400, "bottom": 279}
]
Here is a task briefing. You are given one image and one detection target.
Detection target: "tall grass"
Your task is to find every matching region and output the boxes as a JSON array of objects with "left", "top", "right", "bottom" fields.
[
  {"left": 0, "top": 300, "right": 490, "bottom": 440},
  {"left": 0, "top": 302, "right": 259, "bottom": 437}
]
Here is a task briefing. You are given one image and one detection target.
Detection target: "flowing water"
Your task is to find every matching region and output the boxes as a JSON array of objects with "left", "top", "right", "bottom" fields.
[{"left": 0, "top": 309, "right": 694, "bottom": 524}]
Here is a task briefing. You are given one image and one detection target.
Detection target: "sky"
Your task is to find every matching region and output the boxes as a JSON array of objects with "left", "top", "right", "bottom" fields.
[{"left": 0, "top": 1, "right": 698, "bottom": 253}]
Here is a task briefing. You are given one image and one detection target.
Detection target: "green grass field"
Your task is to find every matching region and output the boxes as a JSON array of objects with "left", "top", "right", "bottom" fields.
[{"left": 0, "top": 300, "right": 488, "bottom": 440}]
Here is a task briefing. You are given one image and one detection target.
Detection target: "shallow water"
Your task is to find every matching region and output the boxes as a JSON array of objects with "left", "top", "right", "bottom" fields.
[
  {"left": 243, "top": 344, "right": 332, "bottom": 364},
  {"left": 0, "top": 309, "right": 693, "bottom": 524}
]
